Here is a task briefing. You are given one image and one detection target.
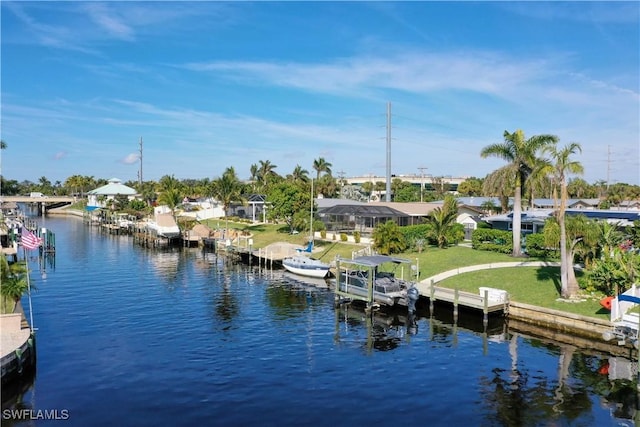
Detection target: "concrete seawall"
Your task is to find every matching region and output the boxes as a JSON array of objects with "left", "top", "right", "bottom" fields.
[{"left": 419, "top": 262, "right": 637, "bottom": 353}]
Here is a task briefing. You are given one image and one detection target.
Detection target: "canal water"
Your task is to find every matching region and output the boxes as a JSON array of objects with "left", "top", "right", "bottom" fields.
[{"left": 2, "top": 216, "right": 638, "bottom": 426}]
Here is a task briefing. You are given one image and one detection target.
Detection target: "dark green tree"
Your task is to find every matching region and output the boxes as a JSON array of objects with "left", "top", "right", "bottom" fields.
[{"left": 266, "top": 181, "right": 310, "bottom": 233}]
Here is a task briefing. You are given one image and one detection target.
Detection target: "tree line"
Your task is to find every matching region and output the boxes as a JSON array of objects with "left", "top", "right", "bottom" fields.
[{"left": 1, "top": 133, "right": 639, "bottom": 300}]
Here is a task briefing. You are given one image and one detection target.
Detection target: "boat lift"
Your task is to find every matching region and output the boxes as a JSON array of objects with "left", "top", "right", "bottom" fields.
[{"left": 334, "top": 255, "right": 419, "bottom": 313}]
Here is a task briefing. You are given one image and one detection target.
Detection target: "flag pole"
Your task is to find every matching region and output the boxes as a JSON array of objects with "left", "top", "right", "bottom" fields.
[{"left": 23, "top": 246, "right": 35, "bottom": 333}]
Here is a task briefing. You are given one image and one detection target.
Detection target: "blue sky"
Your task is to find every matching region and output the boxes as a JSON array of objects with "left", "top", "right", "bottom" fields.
[{"left": 1, "top": 1, "right": 639, "bottom": 186}]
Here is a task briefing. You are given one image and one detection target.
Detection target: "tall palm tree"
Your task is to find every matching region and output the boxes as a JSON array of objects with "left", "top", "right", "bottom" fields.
[
  {"left": 288, "top": 165, "right": 309, "bottom": 183},
  {"left": 211, "top": 167, "right": 245, "bottom": 233},
  {"left": 543, "top": 142, "right": 583, "bottom": 298},
  {"left": 249, "top": 163, "right": 259, "bottom": 191},
  {"left": 312, "top": 157, "right": 332, "bottom": 180},
  {"left": 0, "top": 140, "right": 6, "bottom": 149},
  {"left": 258, "top": 160, "right": 278, "bottom": 190},
  {"left": 482, "top": 166, "right": 514, "bottom": 213},
  {"left": 481, "top": 130, "right": 558, "bottom": 257}
]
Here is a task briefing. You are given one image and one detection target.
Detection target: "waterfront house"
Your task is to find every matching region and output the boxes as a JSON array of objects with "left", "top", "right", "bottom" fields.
[{"left": 86, "top": 178, "right": 137, "bottom": 210}]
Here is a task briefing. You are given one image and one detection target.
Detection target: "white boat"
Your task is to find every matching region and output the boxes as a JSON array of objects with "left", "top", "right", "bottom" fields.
[
  {"left": 282, "top": 250, "right": 331, "bottom": 279},
  {"left": 146, "top": 213, "right": 181, "bottom": 238},
  {"left": 282, "top": 179, "right": 331, "bottom": 279},
  {"left": 336, "top": 255, "right": 419, "bottom": 309}
]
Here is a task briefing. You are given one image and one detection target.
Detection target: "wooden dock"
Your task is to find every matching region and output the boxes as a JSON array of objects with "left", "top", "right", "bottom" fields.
[{"left": 416, "top": 280, "right": 509, "bottom": 319}]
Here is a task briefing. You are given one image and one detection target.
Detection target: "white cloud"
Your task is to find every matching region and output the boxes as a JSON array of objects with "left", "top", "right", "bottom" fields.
[{"left": 122, "top": 153, "right": 140, "bottom": 165}]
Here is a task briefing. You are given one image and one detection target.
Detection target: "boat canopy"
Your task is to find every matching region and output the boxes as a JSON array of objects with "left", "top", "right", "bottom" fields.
[{"left": 341, "top": 255, "right": 412, "bottom": 267}]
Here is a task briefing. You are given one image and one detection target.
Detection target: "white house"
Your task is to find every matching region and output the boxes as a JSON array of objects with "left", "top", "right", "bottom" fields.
[{"left": 86, "top": 178, "right": 137, "bottom": 210}]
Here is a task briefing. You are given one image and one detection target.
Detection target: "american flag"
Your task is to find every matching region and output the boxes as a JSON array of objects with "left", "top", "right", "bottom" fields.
[{"left": 21, "top": 227, "right": 43, "bottom": 250}]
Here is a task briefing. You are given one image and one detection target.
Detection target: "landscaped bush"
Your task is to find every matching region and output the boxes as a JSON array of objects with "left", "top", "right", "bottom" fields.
[
  {"left": 471, "top": 228, "right": 513, "bottom": 254},
  {"left": 320, "top": 230, "right": 326, "bottom": 239},
  {"left": 353, "top": 231, "right": 361, "bottom": 243},
  {"left": 340, "top": 233, "right": 348, "bottom": 242},
  {"left": 399, "top": 223, "right": 430, "bottom": 249},
  {"left": 400, "top": 224, "right": 432, "bottom": 243},
  {"left": 524, "top": 233, "right": 558, "bottom": 259}
]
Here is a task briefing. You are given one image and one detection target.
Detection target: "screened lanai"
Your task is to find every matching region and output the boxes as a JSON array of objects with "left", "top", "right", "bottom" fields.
[{"left": 317, "top": 204, "right": 410, "bottom": 234}]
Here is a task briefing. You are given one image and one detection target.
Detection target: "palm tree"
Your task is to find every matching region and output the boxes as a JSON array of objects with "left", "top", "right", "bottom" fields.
[
  {"left": 372, "top": 220, "right": 407, "bottom": 255},
  {"left": 0, "top": 255, "right": 29, "bottom": 313},
  {"left": 249, "top": 163, "right": 259, "bottom": 191},
  {"left": 543, "top": 142, "right": 584, "bottom": 298},
  {"left": 481, "top": 130, "right": 558, "bottom": 257},
  {"left": 157, "top": 187, "right": 183, "bottom": 218},
  {"left": 0, "top": 140, "right": 6, "bottom": 149},
  {"left": 544, "top": 214, "right": 599, "bottom": 296},
  {"left": 158, "top": 174, "right": 181, "bottom": 192},
  {"left": 482, "top": 167, "right": 514, "bottom": 213},
  {"left": 567, "top": 178, "right": 594, "bottom": 199},
  {"left": 257, "top": 160, "right": 278, "bottom": 190},
  {"left": 288, "top": 165, "right": 309, "bottom": 183},
  {"left": 427, "top": 195, "right": 459, "bottom": 248},
  {"left": 312, "top": 157, "right": 332, "bottom": 180},
  {"left": 361, "top": 181, "right": 374, "bottom": 201},
  {"left": 211, "top": 167, "right": 245, "bottom": 233}
]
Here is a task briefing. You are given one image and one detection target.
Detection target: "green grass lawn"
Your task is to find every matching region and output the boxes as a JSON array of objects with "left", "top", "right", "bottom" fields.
[{"left": 436, "top": 265, "right": 609, "bottom": 320}]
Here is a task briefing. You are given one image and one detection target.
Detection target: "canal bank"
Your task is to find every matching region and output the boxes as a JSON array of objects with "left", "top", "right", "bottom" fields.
[
  {"left": 48, "top": 207, "right": 633, "bottom": 352},
  {"left": 0, "top": 302, "right": 36, "bottom": 386}
]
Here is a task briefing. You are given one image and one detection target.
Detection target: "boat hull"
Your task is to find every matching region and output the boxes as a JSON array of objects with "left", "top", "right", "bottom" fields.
[{"left": 282, "top": 256, "right": 330, "bottom": 279}]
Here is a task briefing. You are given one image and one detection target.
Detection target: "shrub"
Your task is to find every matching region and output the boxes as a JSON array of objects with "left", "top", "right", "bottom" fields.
[
  {"left": 353, "top": 231, "right": 361, "bottom": 244},
  {"left": 320, "top": 230, "right": 326, "bottom": 239},
  {"left": 471, "top": 228, "right": 512, "bottom": 254},
  {"left": 524, "top": 233, "right": 558, "bottom": 259},
  {"left": 340, "top": 233, "right": 348, "bottom": 242}
]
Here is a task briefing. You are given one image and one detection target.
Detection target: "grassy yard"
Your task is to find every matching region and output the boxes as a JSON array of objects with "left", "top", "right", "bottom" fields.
[{"left": 436, "top": 266, "right": 609, "bottom": 320}]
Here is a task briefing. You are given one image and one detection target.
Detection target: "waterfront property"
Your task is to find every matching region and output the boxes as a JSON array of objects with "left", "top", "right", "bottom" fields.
[{"left": 2, "top": 216, "right": 638, "bottom": 425}]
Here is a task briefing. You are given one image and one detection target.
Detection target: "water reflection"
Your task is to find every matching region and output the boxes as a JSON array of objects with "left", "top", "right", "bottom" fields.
[
  {"left": 333, "top": 304, "right": 412, "bottom": 353},
  {"left": 1, "top": 369, "right": 36, "bottom": 427}
]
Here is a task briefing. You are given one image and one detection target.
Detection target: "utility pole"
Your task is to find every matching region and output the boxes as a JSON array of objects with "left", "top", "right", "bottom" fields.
[
  {"left": 606, "top": 145, "right": 611, "bottom": 190},
  {"left": 418, "top": 166, "right": 428, "bottom": 203},
  {"left": 139, "top": 137, "right": 143, "bottom": 188},
  {"left": 386, "top": 102, "right": 391, "bottom": 202}
]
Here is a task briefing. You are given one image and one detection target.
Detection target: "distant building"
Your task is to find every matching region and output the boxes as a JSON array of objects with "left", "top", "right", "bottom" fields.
[
  {"left": 483, "top": 209, "right": 640, "bottom": 234},
  {"left": 86, "top": 178, "right": 137, "bottom": 210}
]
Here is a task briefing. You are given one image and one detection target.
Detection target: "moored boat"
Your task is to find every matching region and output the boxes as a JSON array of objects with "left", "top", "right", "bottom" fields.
[
  {"left": 335, "top": 255, "right": 418, "bottom": 309},
  {"left": 282, "top": 253, "right": 331, "bottom": 279}
]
